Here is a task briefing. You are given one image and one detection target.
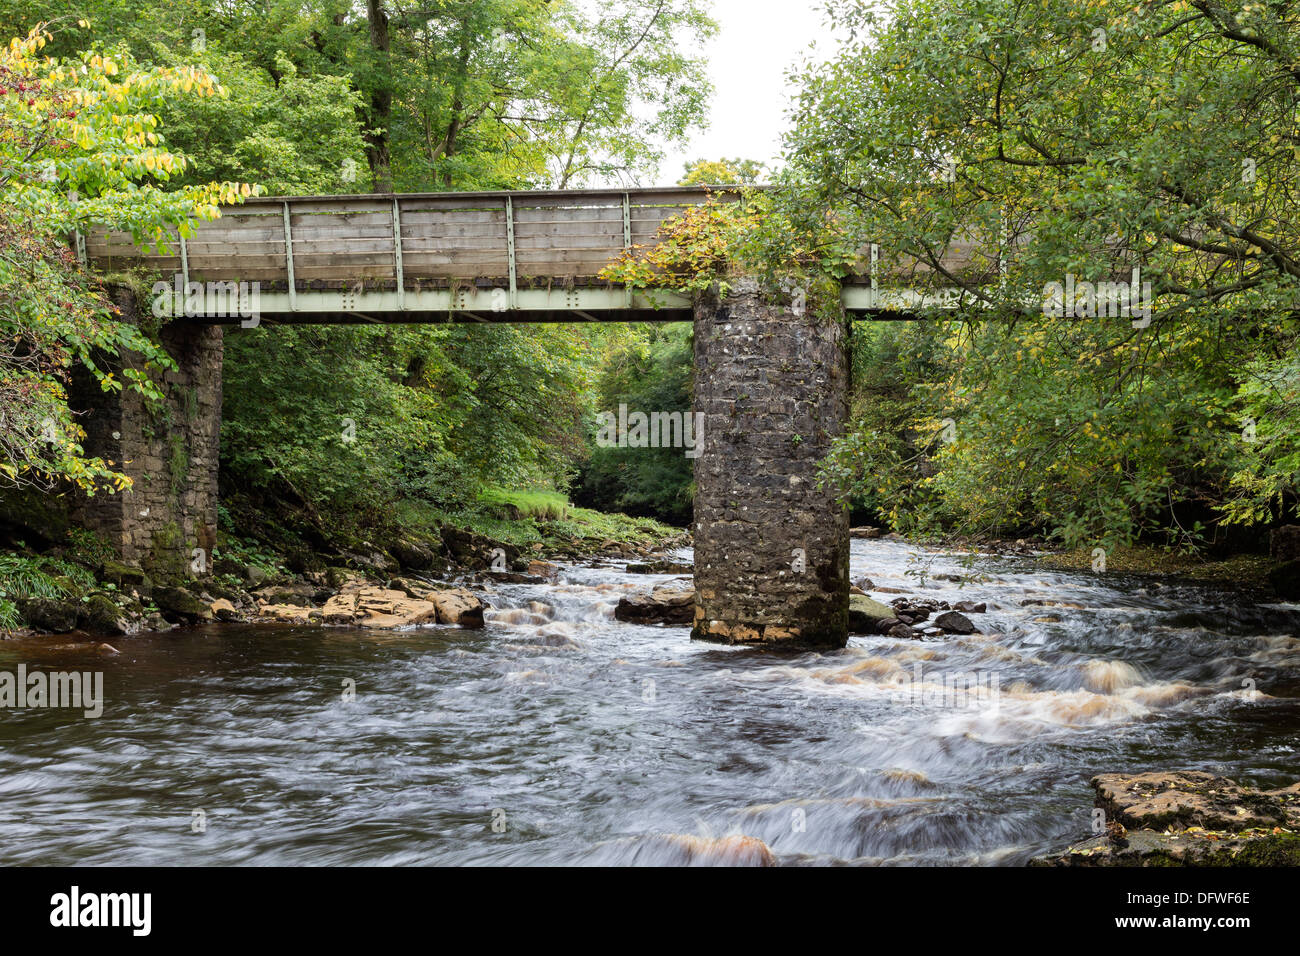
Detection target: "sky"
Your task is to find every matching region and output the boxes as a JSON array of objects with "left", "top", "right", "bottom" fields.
[{"left": 656, "top": 0, "right": 840, "bottom": 185}]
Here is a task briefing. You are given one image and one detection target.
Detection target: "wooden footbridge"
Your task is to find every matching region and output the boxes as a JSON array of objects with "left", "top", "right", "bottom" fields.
[{"left": 83, "top": 185, "right": 993, "bottom": 322}]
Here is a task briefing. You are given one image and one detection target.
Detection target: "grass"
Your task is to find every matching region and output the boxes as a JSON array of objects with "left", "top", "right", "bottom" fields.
[
  {"left": 1039, "top": 544, "right": 1275, "bottom": 587},
  {"left": 389, "top": 487, "right": 681, "bottom": 553}
]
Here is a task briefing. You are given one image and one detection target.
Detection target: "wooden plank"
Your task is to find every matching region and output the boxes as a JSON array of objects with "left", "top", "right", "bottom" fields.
[
  {"left": 400, "top": 208, "right": 508, "bottom": 225},
  {"left": 400, "top": 221, "right": 508, "bottom": 239}
]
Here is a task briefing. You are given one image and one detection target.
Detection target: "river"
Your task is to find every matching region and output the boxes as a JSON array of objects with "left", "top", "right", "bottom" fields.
[{"left": 2, "top": 538, "right": 1297, "bottom": 865}]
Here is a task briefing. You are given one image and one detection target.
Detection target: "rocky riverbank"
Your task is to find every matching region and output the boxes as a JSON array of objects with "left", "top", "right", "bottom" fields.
[
  {"left": 1, "top": 519, "right": 687, "bottom": 641},
  {"left": 1033, "top": 771, "right": 1300, "bottom": 866}
]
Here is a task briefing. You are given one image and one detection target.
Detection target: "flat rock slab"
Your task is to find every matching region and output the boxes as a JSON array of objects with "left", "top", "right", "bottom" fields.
[
  {"left": 1032, "top": 770, "right": 1300, "bottom": 866},
  {"left": 615, "top": 584, "right": 694, "bottom": 625},
  {"left": 1094, "top": 770, "right": 1300, "bottom": 831}
]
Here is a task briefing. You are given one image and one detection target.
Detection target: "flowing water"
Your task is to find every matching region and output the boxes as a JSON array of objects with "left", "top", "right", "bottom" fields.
[{"left": 2, "top": 538, "right": 1298, "bottom": 865}]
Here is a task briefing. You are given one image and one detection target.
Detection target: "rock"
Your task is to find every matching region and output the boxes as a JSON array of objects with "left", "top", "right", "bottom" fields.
[
  {"left": 614, "top": 584, "right": 695, "bottom": 625},
  {"left": 1093, "top": 771, "right": 1300, "bottom": 832},
  {"left": 933, "top": 610, "right": 977, "bottom": 634},
  {"left": 153, "top": 585, "right": 214, "bottom": 623},
  {"left": 391, "top": 539, "right": 438, "bottom": 571},
  {"left": 1032, "top": 771, "right": 1300, "bottom": 866},
  {"left": 602, "top": 834, "right": 775, "bottom": 867},
  {"left": 78, "top": 594, "right": 129, "bottom": 636},
  {"left": 853, "top": 577, "right": 874, "bottom": 591},
  {"left": 885, "top": 623, "right": 916, "bottom": 639},
  {"left": 1268, "top": 559, "right": 1300, "bottom": 601},
  {"left": 340, "top": 549, "right": 399, "bottom": 573},
  {"left": 143, "top": 612, "right": 172, "bottom": 631},
  {"left": 1271, "top": 525, "right": 1300, "bottom": 562},
  {"left": 244, "top": 565, "right": 268, "bottom": 587},
  {"left": 17, "top": 597, "right": 79, "bottom": 633},
  {"left": 209, "top": 598, "right": 240, "bottom": 622},
  {"left": 849, "top": 526, "right": 882, "bottom": 539},
  {"left": 258, "top": 604, "right": 322, "bottom": 625},
  {"left": 440, "top": 527, "right": 516, "bottom": 570},
  {"left": 874, "top": 585, "right": 909, "bottom": 594},
  {"left": 527, "top": 560, "right": 560, "bottom": 581},
  {"left": 953, "top": 600, "right": 986, "bottom": 614},
  {"left": 318, "top": 585, "right": 484, "bottom": 629},
  {"left": 426, "top": 588, "right": 486, "bottom": 627},
  {"left": 254, "top": 583, "right": 318, "bottom": 607},
  {"left": 481, "top": 570, "right": 544, "bottom": 584},
  {"left": 848, "top": 594, "right": 896, "bottom": 633},
  {"left": 322, "top": 587, "right": 437, "bottom": 629},
  {"left": 625, "top": 559, "right": 693, "bottom": 574},
  {"left": 99, "top": 561, "right": 152, "bottom": 598}
]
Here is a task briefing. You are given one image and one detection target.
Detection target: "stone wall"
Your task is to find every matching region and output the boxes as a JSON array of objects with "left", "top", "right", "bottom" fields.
[
  {"left": 691, "top": 282, "right": 850, "bottom": 648},
  {"left": 69, "top": 285, "right": 222, "bottom": 578}
]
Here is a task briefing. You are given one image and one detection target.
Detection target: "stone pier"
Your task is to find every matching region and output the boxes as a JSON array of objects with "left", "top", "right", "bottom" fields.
[
  {"left": 69, "top": 286, "right": 222, "bottom": 578},
  {"left": 691, "top": 282, "right": 851, "bottom": 648}
]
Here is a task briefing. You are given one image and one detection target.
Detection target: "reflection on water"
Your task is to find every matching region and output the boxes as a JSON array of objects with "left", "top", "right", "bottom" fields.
[{"left": 1, "top": 539, "right": 1297, "bottom": 865}]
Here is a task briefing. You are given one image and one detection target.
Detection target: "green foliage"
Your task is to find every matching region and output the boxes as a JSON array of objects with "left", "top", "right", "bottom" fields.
[
  {"left": 792, "top": 0, "right": 1300, "bottom": 546},
  {"left": 0, "top": 24, "right": 254, "bottom": 494},
  {"left": 680, "top": 157, "right": 766, "bottom": 186},
  {"left": 574, "top": 324, "right": 695, "bottom": 525},
  {"left": 0, "top": 551, "right": 94, "bottom": 600}
]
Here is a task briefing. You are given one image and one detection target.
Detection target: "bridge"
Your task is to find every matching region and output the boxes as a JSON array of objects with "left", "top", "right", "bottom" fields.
[
  {"left": 75, "top": 185, "right": 1008, "bottom": 649},
  {"left": 84, "top": 186, "right": 990, "bottom": 322}
]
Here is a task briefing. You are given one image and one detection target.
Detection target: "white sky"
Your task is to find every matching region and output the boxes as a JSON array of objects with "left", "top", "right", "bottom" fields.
[{"left": 655, "top": 0, "right": 839, "bottom": 184}]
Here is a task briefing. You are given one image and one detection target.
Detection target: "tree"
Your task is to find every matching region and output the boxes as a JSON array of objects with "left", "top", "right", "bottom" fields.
[
  {"left": 679, "top": 157, "right": 766, "bottom": 186},
  {"left": 782, "top": 0, "right": 1300, "bottom": 546},
  {"left": 0, "top": 24, "right": 253, "bottom": 493}
]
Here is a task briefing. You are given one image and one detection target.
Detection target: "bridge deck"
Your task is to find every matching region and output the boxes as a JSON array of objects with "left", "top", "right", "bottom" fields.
[{"left": 85, "top": 186, "right": 987, "bottom": 322}]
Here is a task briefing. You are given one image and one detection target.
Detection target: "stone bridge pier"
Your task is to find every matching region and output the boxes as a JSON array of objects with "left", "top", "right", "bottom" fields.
[
  {"left": 691, "top": 282, "right": 851, "bottom": 648},
  {"left": 70, "top": 286, "right": 222, "bottom": 580}
]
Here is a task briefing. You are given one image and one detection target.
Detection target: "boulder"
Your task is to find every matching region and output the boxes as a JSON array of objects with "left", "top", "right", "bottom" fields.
[
  {"left": 99, "top": 561, "right": 152, "bottom": 598},
  {"left": 391, "top": 539, "right": 439, "bottom": 571},
  {"left": 953, "top": 600, "right": 987, "bottom": 614},
  {"left": 853, "top": 577, "right": 875, "bottom": 591},
  {"left": 17, "top": 597, "right": 79, "bottom": 633},
  {"left": 78, "top": 594, "right": 129, "bottom": 636},
  {"left": 426, "top": 588, "right": 486, "bottom": 627},
  {"left": 848, "top": 594, "right": 897, "bottom": 633},
  {"left": 1270, "top": 525, "right": 1300, "bottom": 562},
  {"left": 1268, "top": 559, "right": 1300, "bottom": 601},
  {"left": 527, "top": 560, "right": 561, "bottom": 581},
  {"left": 933, "top": 610, "right": 977, "bottom": 634},
  {"left": 153, "top": 585, "right": 214, "bottom": 623},
  {"left": 209, "top": 598, "right": 241, "bottom": 622},
  {"left": 614, "top": 584, "right": 695, "bottom": 625},
  {"left": 849, "top": 527, "right": 882, "bottom": 539}
]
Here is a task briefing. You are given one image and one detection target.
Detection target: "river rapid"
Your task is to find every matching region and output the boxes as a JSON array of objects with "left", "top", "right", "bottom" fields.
[{"left": 2, "top": 538, "right": 1298, "bottom": 865}]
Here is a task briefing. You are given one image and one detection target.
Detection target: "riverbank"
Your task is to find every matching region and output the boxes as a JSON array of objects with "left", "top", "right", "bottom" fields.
[{"left": 0, "top": 490, "right": 685, "bottom": 640}]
